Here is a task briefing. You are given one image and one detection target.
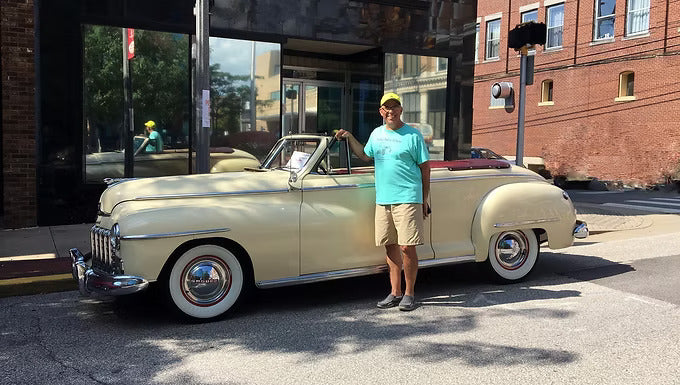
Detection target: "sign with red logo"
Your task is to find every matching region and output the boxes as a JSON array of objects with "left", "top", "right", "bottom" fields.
[{"left": 127, "top": 29, "right": 135, "bottom": 60}]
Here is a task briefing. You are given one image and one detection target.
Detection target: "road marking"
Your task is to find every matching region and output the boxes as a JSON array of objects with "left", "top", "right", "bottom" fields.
[
  {"left": 601, "top": 203, "right": 680, "bottom": 214},
  {"left": 625, "top": 200, "right": 680, "bottom": 207},
  {"left": 650, "top": 197, "right": 680, "bottom": 202}
]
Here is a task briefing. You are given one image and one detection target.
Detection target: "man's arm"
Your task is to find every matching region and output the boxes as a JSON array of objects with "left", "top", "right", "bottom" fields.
[
  {"left": 419, "top": 161, "right": 431, "bottom": 218},
  {"left": 335, "top": 129, "right": 371, "bottom": 162}
]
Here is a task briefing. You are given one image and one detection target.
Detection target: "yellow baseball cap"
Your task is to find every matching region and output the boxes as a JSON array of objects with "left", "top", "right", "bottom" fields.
[
  {"left": 380, "top": 92, "right": 401, "bottom": 106},
  {"left": 144, "top": 120, "right": 156, "bottom": 129}
]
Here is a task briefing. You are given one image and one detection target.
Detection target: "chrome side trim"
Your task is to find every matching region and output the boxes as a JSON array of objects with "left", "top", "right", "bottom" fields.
[
  {"left": 255, "top": 255, "right": 477, "bottom": 289},
  {"left": 122, "top": 228, "right": 230, "bottom": 240},
  {"left": 431, "top": 174, "right": 541, "bottom": 182},
  {"left": 494, "top": 218, "right": 559, "bottom": 228},
  {"left": 134, "top": 189, "right": 289, "bottom": 201},
  {"left": 303, "top": 184, "right": 358, "bottom": 191},
  {"left": 302, "top": 183, "right": 374, "bottom": 191}
]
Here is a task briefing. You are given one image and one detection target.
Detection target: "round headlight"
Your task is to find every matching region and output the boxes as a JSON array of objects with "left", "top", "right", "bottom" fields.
[{"left": 110, "top": 223, "right": 121, "bottom": 250}]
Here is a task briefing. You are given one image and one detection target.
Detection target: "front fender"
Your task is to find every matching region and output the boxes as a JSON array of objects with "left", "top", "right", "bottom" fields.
[
  {"left": 471, "top": 182, "right": 577, "bottom": 261},
  {"left": 111, "top": 196, "right": 300, "bottom": 282}
]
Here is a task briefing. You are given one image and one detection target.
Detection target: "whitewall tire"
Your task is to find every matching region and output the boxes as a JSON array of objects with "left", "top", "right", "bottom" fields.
[
  {"left": 487, "top": 229, "right": 539, "bottom": 282},
  {"left": 168, "top": 244, "right": 245, "bottom": 319}
]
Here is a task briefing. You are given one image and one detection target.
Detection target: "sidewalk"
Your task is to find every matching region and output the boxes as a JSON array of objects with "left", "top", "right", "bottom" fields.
[
  {"left": 0, "top": 223, "right": 92, "bottom": 297},
  {"left": 0, "top": 206, "right": 660, "bottom": 298}
]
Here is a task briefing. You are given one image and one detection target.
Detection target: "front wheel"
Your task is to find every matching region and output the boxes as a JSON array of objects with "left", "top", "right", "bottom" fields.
[
  {"left": 167, "top": 244, "right": 246, "bottom": 319},
  {"left": 487, "top": 229, "right": 539, "bottom": 282}
]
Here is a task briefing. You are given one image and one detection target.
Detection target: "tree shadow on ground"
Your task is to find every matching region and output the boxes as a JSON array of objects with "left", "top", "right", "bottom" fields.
[{"left": 1, "top": 249, "right": 635, "bottom": 383}]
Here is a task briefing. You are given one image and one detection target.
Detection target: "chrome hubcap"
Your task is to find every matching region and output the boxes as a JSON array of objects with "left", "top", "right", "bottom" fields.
[
  {"left": 181, "top": 256, "right": 231, "bottom": 306},
  {"left": 495, "top": 231, "right": 529, "bottom": 270}
]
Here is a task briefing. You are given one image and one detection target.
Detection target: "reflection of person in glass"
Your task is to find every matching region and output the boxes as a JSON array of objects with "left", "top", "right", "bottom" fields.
[{"left": 144, "top": 120, "right": 163, "bottom": 153}]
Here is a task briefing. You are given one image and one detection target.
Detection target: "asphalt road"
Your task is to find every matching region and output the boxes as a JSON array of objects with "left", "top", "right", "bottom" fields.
[{"left": 1, "top": 229, "right": 680, "bottom": 385}]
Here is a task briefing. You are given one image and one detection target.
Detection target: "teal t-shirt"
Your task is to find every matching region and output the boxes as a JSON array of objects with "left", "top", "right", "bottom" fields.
[
  {"left": 146, "top": 131, "right": 163, "bottom": 153},
  {"left": 363, "top": 124, "right": 429, "bottom": 205}
]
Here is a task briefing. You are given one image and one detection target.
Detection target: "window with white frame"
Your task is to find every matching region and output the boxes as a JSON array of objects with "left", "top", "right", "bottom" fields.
[
  {"left": 626, "top": 0, "right": 650, "bottom": 36},
  {"left": 401, "top": 92, "right": 421, "bottom": 123},
  {"left": 521, "top": 10, "right": 538, "bottom": 53},
  {"left": 486, "top": 19, "right": 501, "bottom": 60},
  {"left": 546, "top": 4, "right": 565, "bottom": 48},
  {"left": 521, "top": 9, "right": 538, "bottom": 23},
  {"left": 437, "top": 57, "right": 448, "bottom": 72},
  {"left": 475, "top": 23, "right": 480, "bottom": 62},
  {"left": 594, "top": 0, "right": 616, "bottom": 40}
]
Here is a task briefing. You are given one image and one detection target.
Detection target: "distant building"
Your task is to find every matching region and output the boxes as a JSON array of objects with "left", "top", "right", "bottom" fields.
[{"left": 473, "top": 0, "right": 680, "bottom": 185}]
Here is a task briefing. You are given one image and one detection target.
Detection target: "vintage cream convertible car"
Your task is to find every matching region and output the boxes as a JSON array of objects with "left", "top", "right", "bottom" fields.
[{"left": 71, "top": 134, "right": 588, "bottom": 319}]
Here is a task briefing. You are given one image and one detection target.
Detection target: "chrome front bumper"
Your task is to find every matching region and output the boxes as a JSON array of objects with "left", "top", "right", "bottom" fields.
[
  {"left": 573, "top": 220, "right": 589, "bottom": 239},
  {"left": 70, "top": 248, "right": 149, "bottom": 296}
]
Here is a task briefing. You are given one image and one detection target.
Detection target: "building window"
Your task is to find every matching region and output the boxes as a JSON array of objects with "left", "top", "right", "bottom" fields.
[
  {"left": 626, "top": 0, "right": 650, "bottom": 36},
  {"left": 486, "top": 19, "right": 501, "bottom": 60},
  {"left": 385, "top": 54, "right": 397, "bottom": 81},
  {"left": 475, "top": 23, "right": 480, "bottom": 63},
  {"left": 403, "top": 55, "right": 420, "bottom": 77},
  {"left": 540, "top": 80, "right": 554, "bottom": 105},
  {"left": 438, "top": 57, "right": 448, "bottom": 72},
  {"left": 617, "top": 71, "right": 636, "bottom": 100},
  {"left": 521, "top": 9, "right": 538, "bottom": 23},
  {"left": 594, "top": 0, "right": 616, "bottom": 40},
  {"left": 427, "top": 89, "right": 446, "bottom": 139},
  {"left": 546, "top": 4, "right": 565, "bottom": 49},
  {"left": 270, "top": 90, "right": 280, "bottom": 100},
  {"left": 402, "top": 92, "right": 421, "bottom": 123}
]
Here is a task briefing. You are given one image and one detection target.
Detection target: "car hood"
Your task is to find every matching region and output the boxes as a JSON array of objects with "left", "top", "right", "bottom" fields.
[{"left": 99, "top": 170, "right": 288, "bottom": 214}]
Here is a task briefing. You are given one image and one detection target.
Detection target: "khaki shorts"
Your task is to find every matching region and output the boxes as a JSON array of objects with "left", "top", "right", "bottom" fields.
[{"left": 375, "top": 203, "right": 424, "bottom": 246}]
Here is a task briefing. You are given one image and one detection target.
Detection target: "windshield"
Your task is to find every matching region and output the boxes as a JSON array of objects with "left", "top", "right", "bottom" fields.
[{"left": 261, "top": 138, "right": 321, "bottom": 171}]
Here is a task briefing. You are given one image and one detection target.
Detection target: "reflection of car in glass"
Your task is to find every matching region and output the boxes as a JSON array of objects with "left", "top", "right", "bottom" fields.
[
  {"left": 408, "top": 123, "right": 433, "bottom": 146},
  {"left": 85, "top": 136, "right": 261, "bottom": 182},
  {"left": 472, "top": 147, "right": 550, "bottom": 178},
  {"left": 471, "top": 147, "right": 509, "bottom": 161},
  {"left": 71, "top": 134, "right": 587, "bottom": 320}
]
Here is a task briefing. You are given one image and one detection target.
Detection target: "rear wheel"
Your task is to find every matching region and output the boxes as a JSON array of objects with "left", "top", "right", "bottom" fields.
[
  {"left": 167, "top": 244, "right": 246, "bottom": 319},
  {"left": 487, "top": 229, "right": 539, "bottom": 282}
]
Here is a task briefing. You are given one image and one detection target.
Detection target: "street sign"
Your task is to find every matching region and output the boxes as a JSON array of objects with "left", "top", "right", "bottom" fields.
[{"left": 127, "top": 29, "right": 135, "bottom": 60}]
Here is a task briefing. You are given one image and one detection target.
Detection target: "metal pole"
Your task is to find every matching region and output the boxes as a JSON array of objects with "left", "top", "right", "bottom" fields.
[
  {"left": 122, "top": 28, "right": 134, "bottom": 177},
  {"left": 250, "top": 41, "right": 257, "bottom": 132},
  {"left": 516, "top": 46, "right": 528, "bottom": 168},
  {"left": 195, "top": 0, "right": 210, "bottom": 173}
]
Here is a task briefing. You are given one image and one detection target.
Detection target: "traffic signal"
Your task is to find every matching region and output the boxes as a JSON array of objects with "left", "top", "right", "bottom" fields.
[{"left": 508, "top": 22, "right": 546, "bottom": 49}]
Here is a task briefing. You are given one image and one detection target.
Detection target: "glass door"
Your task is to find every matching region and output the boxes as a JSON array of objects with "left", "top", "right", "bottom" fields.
[
  {"left": 283, "top": 80, "right": 345, "bottom": 135},
  {"left": 282, "top": 82, "right": 301, "bottom": 136}
]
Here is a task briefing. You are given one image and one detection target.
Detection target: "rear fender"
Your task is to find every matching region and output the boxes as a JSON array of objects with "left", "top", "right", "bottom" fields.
[{"left": 471, "top": 182, "right": 577, "bottom": 261}]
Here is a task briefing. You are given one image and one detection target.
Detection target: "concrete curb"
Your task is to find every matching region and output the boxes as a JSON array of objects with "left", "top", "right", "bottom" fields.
[{"left": 0, "top": 274, "right": 76, "bottom": 298}]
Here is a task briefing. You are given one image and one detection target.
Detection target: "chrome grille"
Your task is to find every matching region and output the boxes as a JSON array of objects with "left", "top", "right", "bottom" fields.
[{"left": 90, "top": 226, "right": 123, "bottom": 274}]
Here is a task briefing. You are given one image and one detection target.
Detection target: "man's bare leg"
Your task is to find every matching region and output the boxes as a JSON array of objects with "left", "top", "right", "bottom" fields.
[
  {"left": 385, "top": 244, "right": 403, "bottom": 296},
  {"left": 401, "top": 245, "right": 418, "bottom": 297}
]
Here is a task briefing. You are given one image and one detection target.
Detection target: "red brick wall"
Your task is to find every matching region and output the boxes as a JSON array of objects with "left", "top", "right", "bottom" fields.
[
  {"left": 1, "top": 0, "right": 37, "bottom": 228},
  {"left": 473, "top": 0, "right": 680, "bottom": 186}
]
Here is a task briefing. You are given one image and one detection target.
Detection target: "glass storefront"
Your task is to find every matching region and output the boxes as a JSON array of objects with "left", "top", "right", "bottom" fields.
[
  {"left": 384, "top": 53, "right": 450, "bottom": 160},
  {"left": 82, "top": 25, "right": 191, "bottom": 182},
  {"left": 208, "top": 37, "right": 281, "bottom": 163},
  {"left": 38, "top": 0, "right": 476, "bottom": 225}
]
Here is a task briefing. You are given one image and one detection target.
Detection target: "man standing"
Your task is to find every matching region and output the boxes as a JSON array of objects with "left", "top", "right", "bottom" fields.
[
  {"left": 144, "top": 120, "right": 163, "bottom": 153},
  {"left": 335, "top": 92, "right": 430, "bottom": 311}
]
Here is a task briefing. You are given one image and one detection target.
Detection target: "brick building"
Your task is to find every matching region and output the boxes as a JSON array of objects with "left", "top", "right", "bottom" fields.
[{"left": 473, "top": 0, "right": 680, "bottom": 185}]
